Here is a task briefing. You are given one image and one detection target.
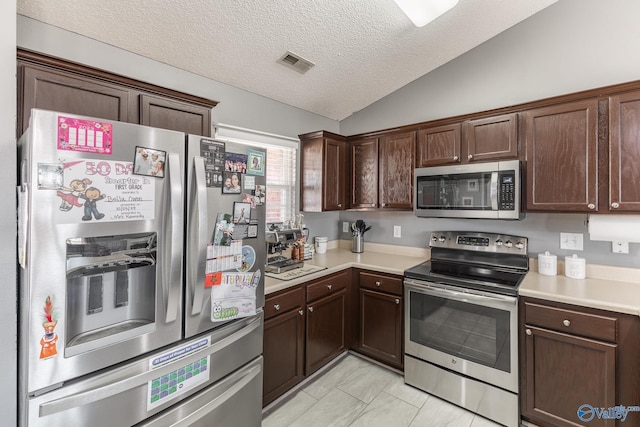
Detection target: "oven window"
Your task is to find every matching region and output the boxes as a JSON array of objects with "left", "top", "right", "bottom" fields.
[{"left": 409, "top": 292, "right": 511, "bottom": 372}]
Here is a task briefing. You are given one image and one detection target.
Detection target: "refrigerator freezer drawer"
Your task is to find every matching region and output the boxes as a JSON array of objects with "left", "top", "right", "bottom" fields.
[{"left": 25, "top": 312, "right": 263, "bottom": 427}]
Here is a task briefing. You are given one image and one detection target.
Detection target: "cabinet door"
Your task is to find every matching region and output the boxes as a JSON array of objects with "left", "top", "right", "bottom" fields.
[
  {"left": 357, "top": 289, "right": 402, "bottom": 369},
  {"left": 19, "top": 64, "right": 134, "bottom": 134},
  {"left": 523, "top": 326, "right": 616, "bottom": 427},
  {"left": 140, "top": 94, "right": 211, "bottom": 136},
  {"left": 305, "top": 289, "right": 347, "bottom": 375},
  {"left": 524, "top": 100, "right": 599, "bottom": 212},
  {"left": 609, "top": 91, "right": 640, "bottom": 212},
  {"left": 351, "top": 137, "right": 379, "bottom": 209},
  {"left": 323, "top": 137, "right": 348, "bottom": 210},
  {"left": 416, "top": 123, "right": 461, "bottom": 167},
  {"left": 379, "top": 131, "right": 415, "bottom": 209},
  {"left": 466, "top": 113, "right": 518, "bottom": 162},
  {"left": 263, "top": 308, "right": 305, "bottom": 407}
]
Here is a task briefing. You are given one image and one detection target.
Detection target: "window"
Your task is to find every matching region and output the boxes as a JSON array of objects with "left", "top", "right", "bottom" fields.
[{"left": 214, "top": 124, "right": 298, "bottom": 225}]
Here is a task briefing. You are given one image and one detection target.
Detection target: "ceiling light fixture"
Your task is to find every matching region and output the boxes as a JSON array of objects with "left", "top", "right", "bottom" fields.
[{"left": 393, "top": 0, "right": 459, "bottom": 27}]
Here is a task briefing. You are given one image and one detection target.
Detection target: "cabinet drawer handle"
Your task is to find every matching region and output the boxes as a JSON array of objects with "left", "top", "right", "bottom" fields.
[
  {"left": 395, "top": 298, "right": 400, "bottom": 304},
  {"left": 588, "top": 203, "right": 596, "bottom": 210},
  {"left": 563, "top": 319, "right": 571, "bottom": 327},
  {"left": 526, "top": 329, "right": 532, "bottom": 336},
  {"left": 453, "top": 155, "right": 459, "bottom": 161},
  {"left": 273, "top": 304, "right": 280, "bottom": 311},
  {"left": 375, "top": 281, "right": 381, "bottom": 287},
  {"left": 308, "top": 306, "right": 314, "bottom": 312},
  {"left": 468, "top": 154, "right": 473, "bottom": 160},
  {"left": 327, "top": 284, "right": 332, "bottom": 290},
  {"left": 611, "top": 202, "right": 620, "bottom": 209},
  {"left": 299, "top": 310, "right": 304, "bottom": 316}
]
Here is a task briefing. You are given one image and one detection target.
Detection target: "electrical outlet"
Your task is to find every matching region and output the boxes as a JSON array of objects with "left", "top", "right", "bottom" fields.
[
  {"left": 393, "top": 225, "right": 401, "bottom": 238},
  {"left": 612, "top": 241, "right": 629, "bottom": 254},
  {"left": 560, "top": 233, "right": 583, "bottom": 251},
  {"left": 343, "top": 221, "right": 349, "bottom": 233}
]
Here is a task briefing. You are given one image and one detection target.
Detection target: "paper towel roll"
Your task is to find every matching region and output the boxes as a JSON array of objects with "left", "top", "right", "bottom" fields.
[{"left": 588, "top": 214, "right": 640, "bottom": 242}]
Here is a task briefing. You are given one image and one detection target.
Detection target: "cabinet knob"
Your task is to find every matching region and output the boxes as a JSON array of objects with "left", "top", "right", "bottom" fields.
[
  {"left": 468, "top": 154, "right": 473, "bottom": 160},
  {"left": 526, "top": 329, "right": 532, "bottom": 336},
  {"left": 395, "top": 298, "right": 400, "bottom": 304},
  {"left": 273, "top": 304, "right": 280, "bottom": 311},
  {"left": 563, "top": 319, "right": 571, "bottom": 327},
  {"left": 588, "top": 203, "right": 596, "bottom": 210},
  {"left": 299, "top": 310, "right": 304, "bottom": 316},
  {"left": 337, "top": 203, "right": 342, "bottom": 208},
  {"left": 453, "top": 155, "right": 459, "bottom": 161},
  {"left": 327, "top": 284, "right": 332, "bottom": 290},
  {"left": 375, "top": 281, "right": 381, "bottom": 287},
  {"left": 308, "top": 306, "right": 314, "bottom": 312},
  {"left": 611, "top": 202, "right": 620, "bottom": 209}
]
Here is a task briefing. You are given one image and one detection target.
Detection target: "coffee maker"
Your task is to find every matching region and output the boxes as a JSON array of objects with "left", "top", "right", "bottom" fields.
[{"left": 265, "top": 228, "right": 304, "bottom": 273}]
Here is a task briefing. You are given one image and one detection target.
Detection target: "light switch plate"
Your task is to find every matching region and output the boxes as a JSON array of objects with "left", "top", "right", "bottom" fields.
[
  {"left": 612, "top": 241, "right": 629, "bottom": 253},
  {"left": 393, "top": 225, "right": 401, "bottom": 238},
  {"left": 343, "top": 222, "right": 349, "bottom": 233},
  {"left": 560, "top": 233, "right": 583, "bottom": 250}
]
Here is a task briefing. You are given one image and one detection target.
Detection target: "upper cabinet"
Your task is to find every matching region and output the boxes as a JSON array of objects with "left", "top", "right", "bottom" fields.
[
  {"left": 299, "top": 131, "right": 349, "bottom": 212},
  {"left": 350, "top": 137, "right": 379, "bottom": 209},
  {"left": 608, "top": 90, "right": 640, "bottom": 212},
  {"left": 17, "top": 49, "right": 217, "bottom": 137},
  {"left": 416, "top": 114, "right": 518, "bottom": 167},
  {"left": 523, "top": 99, "right": 599, "bottom": 212}
]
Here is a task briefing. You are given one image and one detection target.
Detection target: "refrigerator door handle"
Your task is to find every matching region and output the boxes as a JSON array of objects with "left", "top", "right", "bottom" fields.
[
  {"left": 39, "top": 315, "right": 261, "bottom": 417},
  {"left": 189, "top": 156, "right": 208, "bottom": 316},
  {"left": 163, "top": 152, "right": 183, "bottom": 323},
  {"left": 172, "top": 363, "right": 261, "bottom": 427}
]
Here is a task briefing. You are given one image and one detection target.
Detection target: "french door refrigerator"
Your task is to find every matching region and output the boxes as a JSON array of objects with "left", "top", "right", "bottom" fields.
[{"left": 18, "top": 109, "right": 265, "bottom": 427}]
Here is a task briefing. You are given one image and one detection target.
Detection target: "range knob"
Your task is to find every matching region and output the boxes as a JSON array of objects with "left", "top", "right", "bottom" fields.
[
  {"left": 515, "top": 241, "right": 525, "bottom": 250},
  {"left": 495, "top": 239, "right": 503, "bottom": 246},
  {"left": 438, "top": 235, "right": 446, "bottom": 243},
  {"left": 504, "top": 240, "right": 513, "bottom": 248}
]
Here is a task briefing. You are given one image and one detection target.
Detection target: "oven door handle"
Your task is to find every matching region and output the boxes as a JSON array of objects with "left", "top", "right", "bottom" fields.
[
  {"left": 404, "top": 279, "right": 517, "bottom": 305},
  {"left": 490, "top": 171, "right": 499, "bottom": 210}
]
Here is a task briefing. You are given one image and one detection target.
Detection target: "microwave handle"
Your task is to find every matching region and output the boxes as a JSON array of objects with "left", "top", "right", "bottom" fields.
[{"left": 490, "top": 171, "right": 499, "bottom": 210}]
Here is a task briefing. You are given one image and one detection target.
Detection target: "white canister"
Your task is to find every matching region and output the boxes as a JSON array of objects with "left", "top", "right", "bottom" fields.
[
  {"left": 565, "top": 254, "right": 586, "bottom": 279},
  {"left": 537, "top": 251, "right": 557, "bottom": 276},
  {"left": 315, "top": 236, "right": 328, "bottom": 254}
]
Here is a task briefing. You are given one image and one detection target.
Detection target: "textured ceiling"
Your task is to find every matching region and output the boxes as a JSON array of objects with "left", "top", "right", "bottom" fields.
[{"left": 17, "top": 0, "right": 557, "bottom": 121}]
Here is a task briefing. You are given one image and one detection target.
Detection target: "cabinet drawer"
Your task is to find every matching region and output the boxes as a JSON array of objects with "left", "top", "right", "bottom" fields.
[
  {"left": 359, "top": 271, "right": 402, "bottom": 296},
  {"left": 524, "top": 302, "right": 617, "bottom": 342},
  {"left": 265, "top": 286, "right": 304, "bottom": 320},
  {"left": 306, "top": 270, "right": 348, "bottom": 303}
]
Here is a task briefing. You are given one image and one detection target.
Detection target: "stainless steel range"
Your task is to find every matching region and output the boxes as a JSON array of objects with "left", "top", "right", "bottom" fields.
[{"left": 404, "top": 231, "right": 528, "bottom": 427}]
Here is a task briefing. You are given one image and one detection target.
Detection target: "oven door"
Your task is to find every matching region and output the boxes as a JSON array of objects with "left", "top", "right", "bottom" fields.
[{"left": 404, "top": 278, "right": 518, "bottom": 393}]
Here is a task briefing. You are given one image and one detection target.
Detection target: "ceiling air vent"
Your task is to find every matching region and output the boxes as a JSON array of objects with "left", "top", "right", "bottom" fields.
[{"left": 277, "top": 51, "right": 315, "bottom": 74}]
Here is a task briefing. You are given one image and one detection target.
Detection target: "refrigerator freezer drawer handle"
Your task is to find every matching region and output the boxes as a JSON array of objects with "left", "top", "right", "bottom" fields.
[
  {"left": 38, "top": 314, "right": 261, "bottom": 417},
  {"left": 165, "top": 152, "right": 183, "bottom": 323},
  {"left": 171, "top": 363, "right": 261, "bottom": 427},
  {"left": 190, "top": 157, "right": 208, "bottom": 316}
]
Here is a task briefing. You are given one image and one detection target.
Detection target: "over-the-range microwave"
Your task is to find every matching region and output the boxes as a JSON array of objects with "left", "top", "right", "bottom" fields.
[{"left": 414, "top": 159, "right": 523, "bottom": 220}]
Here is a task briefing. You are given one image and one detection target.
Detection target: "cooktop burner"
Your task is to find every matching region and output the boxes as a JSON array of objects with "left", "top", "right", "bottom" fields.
[{"left": 404, "top": 231, "right": 529, "bottom": 296}]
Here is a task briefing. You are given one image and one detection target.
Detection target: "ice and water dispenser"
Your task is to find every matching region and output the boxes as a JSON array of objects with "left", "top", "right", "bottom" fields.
[{"left": 65, "top": 232, "right": 157, "bottom": 353}]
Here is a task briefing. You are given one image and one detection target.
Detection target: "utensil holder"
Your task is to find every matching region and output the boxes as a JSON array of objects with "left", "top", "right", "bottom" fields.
[{"left": 351, "top": 235, "right": 363, "bottom": 253}]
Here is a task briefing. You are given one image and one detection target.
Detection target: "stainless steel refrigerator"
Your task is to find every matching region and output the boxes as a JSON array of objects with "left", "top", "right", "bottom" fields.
[{"left": 18, "top": 109, "right": 265, "bottom": 426}]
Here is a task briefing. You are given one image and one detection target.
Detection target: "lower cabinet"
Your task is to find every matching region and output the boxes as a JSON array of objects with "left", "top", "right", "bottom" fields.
[
  {"left": 354, "top": 270, "right": 403, "bottom": 369},
  {"left": 520, "top": 297, "right": 640, "bottom": 427}
]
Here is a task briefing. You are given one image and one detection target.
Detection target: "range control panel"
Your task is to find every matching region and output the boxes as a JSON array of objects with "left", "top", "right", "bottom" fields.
[{"left": 429, "top": 231, "right": 528, "bottom": 254}]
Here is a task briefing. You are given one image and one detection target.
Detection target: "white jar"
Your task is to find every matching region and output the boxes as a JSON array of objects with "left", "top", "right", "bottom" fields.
[
  {"left": 315, "top": 236, "right": 328, "bottom": 254},
  {"left": 565, "top": 254, "right": 586, "bottom": 279},
  {"left": 538, "top": 251, "right": 557, "bottom": 276}
]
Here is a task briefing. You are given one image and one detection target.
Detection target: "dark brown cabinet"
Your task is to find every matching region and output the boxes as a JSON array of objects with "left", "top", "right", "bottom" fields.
[
  {"left": 416, "top": 123, "right": 461, "bottom": 167},
  {"left": 520, "top": 297, "right": 640, "bottom": 427},
  {"left": 608, "top": 90, "right": 640, "bottom": 212},
  {"left": 523, "top": 99, "right": 599, "bottom": 212},
  {"left": 354, "top": 270, "right": 403, "bottom": 369},
  {"left": 17, "top": 50, "right": 217, "bottom": 137},
  {"left": 299, "top": 131, "right": 349, "bottom": 212},
  {"left": 350, "top": 137, "right": 379, "bottom": 209},
  {"left": 263, "top": 286, "right": 305, "bottom": 407}
]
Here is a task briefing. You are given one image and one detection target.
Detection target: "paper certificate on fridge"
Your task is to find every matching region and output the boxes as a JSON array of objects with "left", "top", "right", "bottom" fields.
[{"left": 210, "top": 271, "right": 260, "bottom": 322}]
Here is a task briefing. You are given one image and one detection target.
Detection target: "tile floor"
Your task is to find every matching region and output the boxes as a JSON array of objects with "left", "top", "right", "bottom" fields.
[{"left": 262, "top": 353, "right": 503, "bottom": 427}]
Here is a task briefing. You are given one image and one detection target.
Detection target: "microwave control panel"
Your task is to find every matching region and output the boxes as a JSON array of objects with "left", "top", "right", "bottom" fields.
[{"left": 498, "top": 172, "right": 515, "bottom": 210}]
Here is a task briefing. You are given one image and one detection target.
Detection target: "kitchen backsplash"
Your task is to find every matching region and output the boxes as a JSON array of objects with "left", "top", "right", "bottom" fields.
[{"left": 302, "top": 211, "right": 640, "bottom": 269}]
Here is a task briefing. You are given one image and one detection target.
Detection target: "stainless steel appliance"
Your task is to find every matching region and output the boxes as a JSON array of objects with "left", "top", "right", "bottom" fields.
[
  {"left": 18, "top": 110, "right": 265, "bottom": 426},
  {"left": 414, "top": 160, "right": 522, "bottom": 219},
  {"left": 404, "top": 231, "right": 528, "bottom": 427},
  {"left": 265, "top": 228, "right": 304, "bottom": 273}
]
